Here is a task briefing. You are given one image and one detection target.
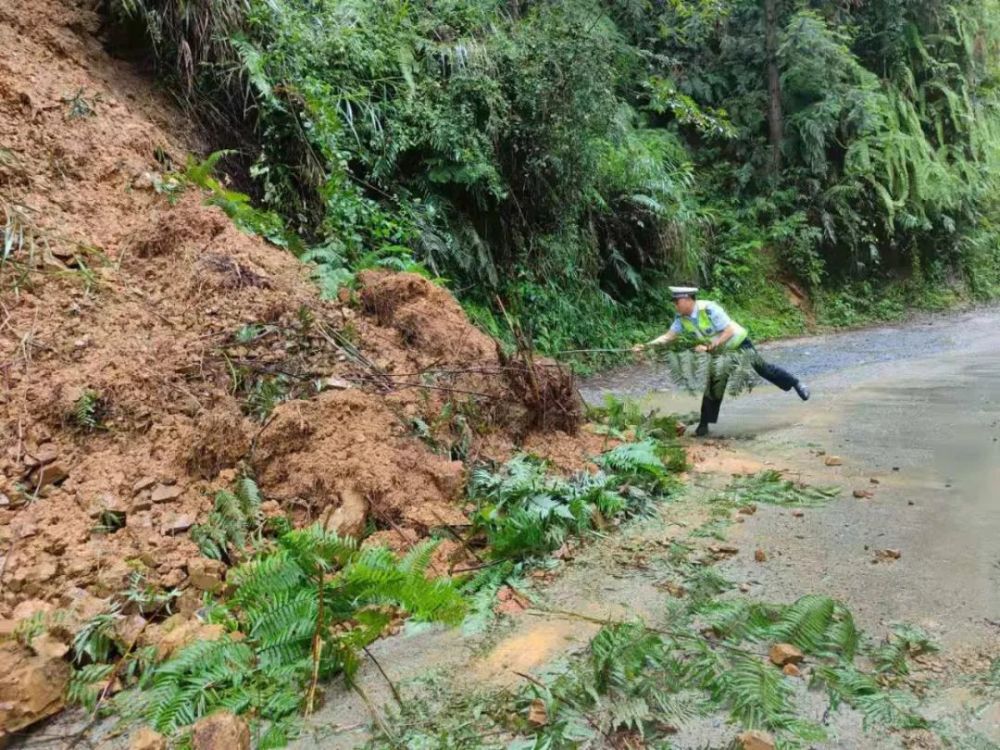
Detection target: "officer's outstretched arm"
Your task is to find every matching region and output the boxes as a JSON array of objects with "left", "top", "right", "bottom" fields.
[{"left": 633, "top": 329, "right": 677, "bottom": 353}]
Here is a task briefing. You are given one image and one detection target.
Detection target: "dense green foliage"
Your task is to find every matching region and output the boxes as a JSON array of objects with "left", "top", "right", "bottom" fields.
[{"left": 109, "top": 0, "right": 1000, "bottom": 360}]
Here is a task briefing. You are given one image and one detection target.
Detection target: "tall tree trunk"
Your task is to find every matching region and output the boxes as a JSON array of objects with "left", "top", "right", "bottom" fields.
[{"left": 764, "top": 0, "right": 783, "bottom": 175}]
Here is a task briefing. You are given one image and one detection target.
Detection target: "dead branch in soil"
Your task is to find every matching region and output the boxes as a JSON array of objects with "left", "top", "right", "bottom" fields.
[{"left": 363, "top": 645, "right": 403, "bottom": 706}]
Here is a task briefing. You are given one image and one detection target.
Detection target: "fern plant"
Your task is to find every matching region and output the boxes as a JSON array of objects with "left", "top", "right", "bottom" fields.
[
  {"left": 871, "top": 623, "right": 939, "bottom": 676},
  {"left": 468, "top": 444, "right": 677, "bottom": 563},
  {"left": 715, "top": 470, "right": 840, "bottom": 508},
  {"left": 108, "top": 525, "right": 465, "bottom": 743},
  {"left": 70, "top": 389, "right": 105, "bottom": 431},
  {"left": 190, "top": 477, "right": 264, "bottom": 562},
  {"left": 657, "top": 349, "right": 763, "bottom": 398}
]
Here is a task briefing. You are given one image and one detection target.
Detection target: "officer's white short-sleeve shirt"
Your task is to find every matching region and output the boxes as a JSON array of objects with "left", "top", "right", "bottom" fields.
[{"left": 668, "top": 301, "right": 732, "bottom": 335}]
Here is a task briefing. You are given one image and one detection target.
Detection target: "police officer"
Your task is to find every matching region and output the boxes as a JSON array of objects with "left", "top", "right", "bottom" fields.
[{"left": 633, "top": 286, "right": 810, "bottom": 436}]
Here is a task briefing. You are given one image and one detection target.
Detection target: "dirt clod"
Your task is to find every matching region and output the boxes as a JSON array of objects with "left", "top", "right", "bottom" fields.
[
  {"left": 162, "top": 514, "right": 196, "bottom": 536},
  {"left": 754, "top": 548, "right": 767, "bottom": 562},
  {"left": 187, "top": 558, "right": 226, "bottom": 593},
  {"left": 0, "top": 641, "right": 71, "bottom": 734},
  {"left": 782, "top": 663, "right": 802, "bottom": 677},
  {"left": 191, "top": 711, "right": 250, "bottom": 750},
  {"left": 322, "top": 487, "right": 369, "bottom": 539},
  {"left": 824, "top": 456, "right": 844, "bottom": 466},
  {"left": 132, "top": 477, "right": 156, "bottom": 494},
  {"left": 155, "top": 618, "right": 225, "bottom": 661},
  {"left": 150, "top": 483, "right": 183, "bottom": 504},
  {"left": 737, "top": 729, "right": 776, "bottom": 750},
  {"left": 874, "top": 548, "right": 902, "bottom": 563},
  {"left": 129, "top": 727, "right": 167, "bottom": 750},
  {"left": 853, "top": 489, "right": 874, "bottom": 499},
  {"left": 527, "top": 698, "right": 548, "bottom": 727},
  {"left": 31, "top": 463, "right": 69, "bottom": 490},
  {"left": 769, "top": 643, "right": 804, "bottom": 666}
]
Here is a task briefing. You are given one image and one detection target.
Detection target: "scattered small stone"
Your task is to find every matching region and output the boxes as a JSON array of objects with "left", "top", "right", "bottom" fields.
[
  {"left": 892, "top": 466, "right": 900, "bottom": 471},
  {"left": 132, "top": 477, "right": 156, "bottom": 494},
  {"left": 494, "top": 585, "right": 531, "bottom": 615},
  {"left": 162, "top": 514, "right": 195, "bottom": 536},
  {"left": 907, "top": 500, "right": 915, "bottom": 506},
  {"left": 739, "top": 583, "right": 751, "bottom": 593},
  {"left": 150, "top": 484, "right": 183, "bottom": 504},
  {"left": 873, "top": 548, "right": 902, "bottom": 563},
  {"left": 870, "top": 477, "right": 880, "bottom": 484},
  {"left": 187, "top": 558, "right": 226, "bottom": 593},
  {"left": 824, "top": 456, "right": 843, "bottom": 466},
  {"left": 191, "top": 711, "right": 250, "bottom": 750},
  {"left": 738, "top": 504, "right": 757, "bottom": 515},
  {"left": 30, "top": 634, "right": 70, "bottom": 661},
  {"left": 131, "top": 496, "right": 152, "bottom": 513},
  {"left": 782, "top": 663, "right": 802, "bottom": 678},
  {"left": 114, "top": 614, "right": 148, "bottom": 650},
  {"left": 28, "top": 444, "right": 59, "bottom": 467},
  {"left": 754, "top": 548, "right": 767, "bottom": 563},
  {"left": 31, "top": 463, "right": 68, "bottom": 490},
  {"left": 769, "top": 643, "right": 804, "bottom": 666},
  {"left": 132, "top": 171, "right": 161, "bottom": 191},
  {"left": 160, "top": 568, "right": 185, "bottom": 588},
  {"left": 88, "top": 492, "right": 128, "bottom": 519},
  {"left": 708, "top": 544, "right": 739, "bottom": 557},
  {"left": 527, "top": 698, "right": 548, "bottom": 727},
  {"left": 737, "top": 729, "right": 776, "bottom": 750},
  {"left": 853, "top": 489, "right": 874, "bottom": 499},
  {"left": 791, "top": 510, "right": 804, "bottom": 518},
  {"left": 322, "top": 375, "right": 352, "bottom": 390},
  {"left": 175, "top": 589, "right": 204, "bottom": 615}
]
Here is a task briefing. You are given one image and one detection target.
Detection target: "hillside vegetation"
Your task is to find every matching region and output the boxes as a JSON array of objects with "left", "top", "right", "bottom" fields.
[{"left": 109, "top": 0, "right": 1000, "bottom": 358}]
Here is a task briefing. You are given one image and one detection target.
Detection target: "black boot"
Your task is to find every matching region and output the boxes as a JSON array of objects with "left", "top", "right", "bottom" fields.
[
  {"left": 695, "top": 423, "right": 709, "bottom": 437},
  {"left": 794, "top": 381, "right": 811, "bottom": 401}
]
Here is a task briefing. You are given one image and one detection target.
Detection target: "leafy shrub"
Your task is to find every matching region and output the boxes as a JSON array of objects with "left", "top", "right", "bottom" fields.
[{"left": 110, "top": 0, "right": 1000, "bottom": 353}]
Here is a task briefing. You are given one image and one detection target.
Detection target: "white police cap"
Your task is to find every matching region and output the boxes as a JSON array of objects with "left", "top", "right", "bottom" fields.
[{"left": 669, "top": 286, "right": 699, "bottom": 298}]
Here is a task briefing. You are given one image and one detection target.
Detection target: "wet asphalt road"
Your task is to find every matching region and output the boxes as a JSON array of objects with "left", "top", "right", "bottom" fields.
[{"left": 586, "top": 307, "right": 1000, "bottom": 651}]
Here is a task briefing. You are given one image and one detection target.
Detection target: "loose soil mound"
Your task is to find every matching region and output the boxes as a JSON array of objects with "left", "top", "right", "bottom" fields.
[{"left": 0, "top": 0, "right": 594, "bottom": 674}]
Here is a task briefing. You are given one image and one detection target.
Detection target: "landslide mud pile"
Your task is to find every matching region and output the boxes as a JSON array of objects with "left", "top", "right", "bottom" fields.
[{"left": 0, "top": 0, "right": 599, "bottom": 735}]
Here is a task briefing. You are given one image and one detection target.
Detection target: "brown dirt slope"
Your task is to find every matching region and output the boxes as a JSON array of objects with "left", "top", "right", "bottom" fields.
[{"left": 0, "top": 0, "right": 590, "bottom": 633}]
